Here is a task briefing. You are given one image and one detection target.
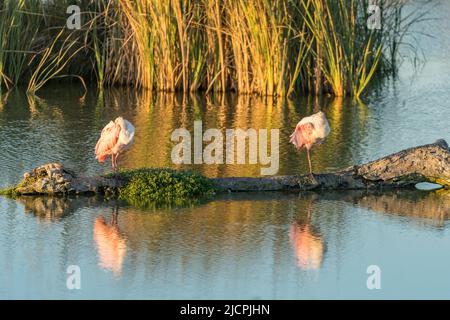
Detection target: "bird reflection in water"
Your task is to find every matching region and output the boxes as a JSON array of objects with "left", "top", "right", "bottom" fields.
[
  {"left": 93, "top": 205, "right": 127, "bottom": 277},
  {"left": 289, "top": 203, "right": 325, "bottom": 270}
]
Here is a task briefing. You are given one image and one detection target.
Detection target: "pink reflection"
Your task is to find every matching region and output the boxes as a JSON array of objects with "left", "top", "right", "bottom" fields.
[
  {"left": 93, "top": 211, "right": 127, "bottom": 276},
  {"left": 289, "top": 222, "right": 324, "bottom": 270}
]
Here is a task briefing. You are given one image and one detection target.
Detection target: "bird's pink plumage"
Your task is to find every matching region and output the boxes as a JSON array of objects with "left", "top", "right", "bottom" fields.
[
  {"left": 290, "top": 122, "right": 315, "bottom": 150},
  {"left": 95, "top": 123, "right": 121, "bottom": 163}
]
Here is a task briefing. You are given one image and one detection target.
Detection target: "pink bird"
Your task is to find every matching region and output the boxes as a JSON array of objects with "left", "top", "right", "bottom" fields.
[
  {"left": 290, "top": 111, "right": 330, "bottom": 175},
  {"left": 95, "top": 117, "right": 135, "bottom": 171}
]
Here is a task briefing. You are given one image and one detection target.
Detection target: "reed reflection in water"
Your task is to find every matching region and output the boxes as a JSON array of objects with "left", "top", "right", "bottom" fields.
[{"left": 0, "top": 87, "right": 375, "bottom": 187}]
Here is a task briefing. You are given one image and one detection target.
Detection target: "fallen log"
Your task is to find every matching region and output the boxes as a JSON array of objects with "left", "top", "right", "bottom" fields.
[
  {"left": 2, "top": 139, "right": 449, "bottom": 197},
  {"left": 212, "top": 139, "right": 450, "bottom": 191}
]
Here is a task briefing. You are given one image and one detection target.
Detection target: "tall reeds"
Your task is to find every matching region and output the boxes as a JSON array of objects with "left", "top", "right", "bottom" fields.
[
  {"left": 299, "top": 0, "right": 384, "bottom": 96},
  {"left": 0, "top": 0, "right": 43, "bottom": 90},
  {"left": 0, "top": 0, "right": 427, "bottom": 97}
]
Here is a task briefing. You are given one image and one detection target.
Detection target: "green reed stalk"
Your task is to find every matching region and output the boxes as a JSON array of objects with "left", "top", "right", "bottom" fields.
[{"left": 27, "top": 29, "right": 84, "bottom": 93}]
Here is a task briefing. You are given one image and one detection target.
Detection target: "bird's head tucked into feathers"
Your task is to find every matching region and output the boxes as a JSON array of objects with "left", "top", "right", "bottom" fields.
[{"left": 115, "top": 117, "right": 135, "bottom": 146}]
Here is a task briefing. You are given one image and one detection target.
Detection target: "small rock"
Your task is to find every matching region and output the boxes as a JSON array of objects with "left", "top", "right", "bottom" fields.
[{"left": 15, "top": 163, "right": 121, "bottom": 195}]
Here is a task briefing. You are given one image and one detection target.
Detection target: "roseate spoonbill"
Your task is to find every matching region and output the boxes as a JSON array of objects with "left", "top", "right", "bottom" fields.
[
  {"left": 290, "top": 111, "right": 330, "bottom": 175},
  {"left": 95, "top": 117, "right": 135, "bottom": 171}
]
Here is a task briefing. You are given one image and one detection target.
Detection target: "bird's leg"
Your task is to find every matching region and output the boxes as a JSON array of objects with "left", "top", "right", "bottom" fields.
[
  {"left": 306, "top": 148, "right": 319, "bottom": 185},
  {"left": 111, "top": 154, "right": 116, "bottom": 173},
  {"left": 114, "top": 153, "right": 119, "bottom": 171},
  {"left": 306, "top": 148, "right": 313, "bottom": 175},
  {"left": 111, "top": 205, "right": 119, "bottom": 227}
]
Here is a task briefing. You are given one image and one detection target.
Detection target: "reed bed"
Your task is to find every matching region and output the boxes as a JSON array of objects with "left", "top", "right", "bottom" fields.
[{"left": 0, "top": 0, "right": 428, "bottom": 97}]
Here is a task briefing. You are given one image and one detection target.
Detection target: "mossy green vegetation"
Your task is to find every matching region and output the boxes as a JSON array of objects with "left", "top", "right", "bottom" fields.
[
  {"left": 16, "top": 176, "right": 37, "bottom": 189},
  {"left": 1, "top": 168, "right": 216, "bottom": 208},
  {"left": 0, "top": 175, "right": 37, "bottom": 197},
  {"left": 0, "top": 186, "right": 19, "bottom": 198},
  {"left": 111, "top": 168, "right": 216, "bottom": 208}
]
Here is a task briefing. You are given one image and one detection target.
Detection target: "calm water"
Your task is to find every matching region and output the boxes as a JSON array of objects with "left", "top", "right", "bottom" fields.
[{"left": 1, "top": 3, "right": 450, "bottom": 299}]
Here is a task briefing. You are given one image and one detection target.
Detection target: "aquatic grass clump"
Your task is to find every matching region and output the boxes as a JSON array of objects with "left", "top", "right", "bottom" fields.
[{"left": 113, "top": 168, "right": 216, "bottom": 207}]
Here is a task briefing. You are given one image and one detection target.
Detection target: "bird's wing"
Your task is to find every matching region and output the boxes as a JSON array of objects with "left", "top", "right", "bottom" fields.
[
  {"left": 290, "top": 122, "right": 315, "bottom": 149},
  {"left": 309, "top": 112, "right": 330, "bottom": 139},
  {"left": 121, "top": 119, "right": 135, "bottom": 146},
  {"left": 95, "top": 121, "right": 121, "bottom": 162},
  {"left": 112, "top": 119, "right": 135, "bottom": 154},
  {"left": 102, "top": 120, "right": 114, "bottom": 133}
]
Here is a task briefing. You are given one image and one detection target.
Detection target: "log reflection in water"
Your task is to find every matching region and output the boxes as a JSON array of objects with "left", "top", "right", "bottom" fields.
[
  {"left": 214, "top": 189, "right": 450, "bottom": 226},
  {"left": 15, "top": 195, "right": 114, "bottom": 220},
  {"left": 352, "top": 190, "right": 450, "bottom": 226},
  {"left": 17, "top": 196, "right": 83, "bottom": 220},
  {"left": 14, "top": 189, "right": 450, "bottom": 226}
]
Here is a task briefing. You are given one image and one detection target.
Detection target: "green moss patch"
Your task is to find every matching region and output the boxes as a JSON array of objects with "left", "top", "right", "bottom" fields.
[
  {"left": 110, "top": 168, "right": 216, "bottom": 207},
  {"left": 16, "top": 176, "right": 37, "bottom": 189},
  {"left": 0, "top": 175, "right": 38, "bottom": 198},
  {"left": 0, "top": 187, "right": 19, "bottom": 198}
]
